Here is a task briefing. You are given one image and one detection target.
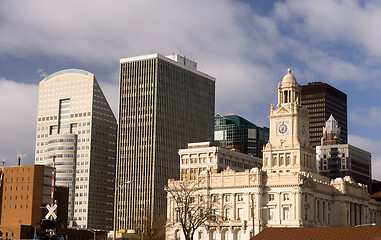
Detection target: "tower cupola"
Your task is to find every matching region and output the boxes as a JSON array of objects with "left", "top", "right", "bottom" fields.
[{"left": 277, "top": 68, "right": 302, "bottom": 107}]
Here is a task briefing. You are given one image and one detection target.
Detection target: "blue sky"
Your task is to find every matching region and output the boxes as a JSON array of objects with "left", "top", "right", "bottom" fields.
[{"left": 1, "top": 0, "right": 381, "bottom": 178}]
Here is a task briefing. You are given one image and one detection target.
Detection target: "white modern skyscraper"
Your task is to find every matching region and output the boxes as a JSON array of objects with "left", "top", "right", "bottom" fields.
[
  {"left": 116, "top": 53, "right": 215, "bottom": 233},
  {"left": 34, "top": 69, "right": 117, "bottom": 230}
]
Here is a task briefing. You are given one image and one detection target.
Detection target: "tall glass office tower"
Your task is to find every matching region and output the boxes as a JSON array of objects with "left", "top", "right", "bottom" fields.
[
  {"left": 116, "top": 54, "right": 215, "bottom": 232},
  {"left": 35, "top": 69, "right": 117, "bottom": 230}
]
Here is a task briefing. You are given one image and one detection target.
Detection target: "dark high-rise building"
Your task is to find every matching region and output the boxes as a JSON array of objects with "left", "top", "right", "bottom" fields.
[
  {"left": 116, "top": 53, "right": 215, "bottom": 232},
  {"left": 214, "top": 113, "right": 269, "bottom": 158},
  {"left": 301, "top": 82, "right": 347, "bottom": 148}
]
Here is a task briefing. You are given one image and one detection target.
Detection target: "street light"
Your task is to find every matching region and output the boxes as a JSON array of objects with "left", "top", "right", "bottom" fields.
[
  {"left": 113, "top": 180, "right": 131, "bottom": 240},
  {"left": 251, "top": 195, "right": 268, "bottom": 238}
]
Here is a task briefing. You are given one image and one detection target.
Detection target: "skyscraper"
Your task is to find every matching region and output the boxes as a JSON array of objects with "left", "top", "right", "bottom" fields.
[
  {"left": 301, "top": 82, "right": 347, "bottom": 148},
  {"left": 116, "top": 53, "right": 215, "bottom": 232},
  {"left": 214, "top": 113, "right": 269, "bottom": 157},
  {"left": 317, "top": 115, "right": 372, "bottom": 191},
  {"left": 35, "top": 69, "right": 117, "bottom": 230}
]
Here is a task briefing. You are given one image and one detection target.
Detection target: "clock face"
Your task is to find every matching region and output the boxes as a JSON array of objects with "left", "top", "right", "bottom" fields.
[
  {"left": 278, "top": 122, "right": 288, "bottom": 135},
  {"left": 302, "top": 124, "right": 307, "bottom": 136}
]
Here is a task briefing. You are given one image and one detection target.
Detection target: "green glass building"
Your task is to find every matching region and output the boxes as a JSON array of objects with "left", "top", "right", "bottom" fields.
[{"left": 214, "top": 113, "right": 269, "bottom": 158}]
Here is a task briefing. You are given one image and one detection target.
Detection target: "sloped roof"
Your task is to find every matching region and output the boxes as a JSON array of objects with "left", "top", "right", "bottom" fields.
[
  {"left": 223, "top": 113, "right": 255, "bottom": 127},
  {"left": 369, "top": 190, "right": 381, "bottom": 200},
  {"left": 252, "top": 226, "right": 381, "bottom": 240}
]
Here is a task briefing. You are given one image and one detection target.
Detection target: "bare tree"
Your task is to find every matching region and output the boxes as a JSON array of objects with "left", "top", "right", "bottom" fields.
[
  {"left": 139, "top": 209, "right": 166, "bottom": 240},
  {"left": 166, "top": 179, "right": 220, "bottom": 240}
]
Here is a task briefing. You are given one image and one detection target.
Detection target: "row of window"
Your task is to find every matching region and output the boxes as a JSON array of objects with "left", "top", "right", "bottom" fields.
[
  {"left": 4, "top": 195, "right": 29, "bottom": 200},
  {"left": 208, "top": 193, "right": 291, "bottom": 204},
  {"left": 4, "top": 204, "right": 28, "bottom": 209},
  {"left": 4, "top": 178, "right": 30, "bottom": 183}
]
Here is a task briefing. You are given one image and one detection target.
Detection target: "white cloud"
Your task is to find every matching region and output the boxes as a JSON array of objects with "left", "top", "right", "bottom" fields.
[
  {"left": 0, "top": 77, "right": 118, "bottom": 168},
  {"left": 349, "top": 134, "right": 381, "bottom": 180},
  {"left": 0, "top": 0, "right": 381, "bottom": 177},
  {"left": 1, "top": 0, "right": 380, "bottom": 117},
  {"left": 349, "top": 106, "right": 381, "bottom": 127},
  {"left": 0, "top": 0, "right": 283, "bottom": 121},
  {"left": 274, "top": 0, "right": 381, "bottom": 57},
  {"left": 0, "top": 78, "right": 38, "bottom": 166},
  {"left": 268, "top": 0, "right": 381, "bottom": 87}
]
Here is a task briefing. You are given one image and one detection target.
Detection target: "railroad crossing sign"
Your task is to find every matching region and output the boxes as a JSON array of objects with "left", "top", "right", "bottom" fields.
[{"left": 45, "top": 204, "right": 57, "bottom": 220}]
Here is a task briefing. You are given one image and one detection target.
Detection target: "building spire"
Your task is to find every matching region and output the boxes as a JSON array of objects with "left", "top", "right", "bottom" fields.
[{"left": 321, "top": 114, "right": 341, "bottom": 145}]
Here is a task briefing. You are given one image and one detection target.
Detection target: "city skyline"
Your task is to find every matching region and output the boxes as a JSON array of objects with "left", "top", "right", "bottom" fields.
[{"left": 1, "top": 0, "right": 381, "bottom": 179}]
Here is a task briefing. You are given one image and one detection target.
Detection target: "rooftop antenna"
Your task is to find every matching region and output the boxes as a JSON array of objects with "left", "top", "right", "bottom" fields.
[{"left": 17, "top": 152, "right": 26, "bottom": 166}]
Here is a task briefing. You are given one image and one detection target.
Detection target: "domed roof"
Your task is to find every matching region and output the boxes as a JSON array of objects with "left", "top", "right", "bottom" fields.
[{"left": 282, "top": 68, "right": 297, "bottom": 84}]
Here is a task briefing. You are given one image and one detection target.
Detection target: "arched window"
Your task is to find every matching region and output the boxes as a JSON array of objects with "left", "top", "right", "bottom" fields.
[
  {"left": 222, "top": 229, "right": 229, "bottom": 240},
  {"left": 286, "top": 156, "right": 291, "bottom": 166},
  {"left": 210, "top": 230, "right": 217, "bottom": 240},
  {"left": 235, "top": 230, "right": 243, "bottom": 240},
  {"left": 273, "top": 157, "right": 277, "bottom": 166},
  {"left": 284, "top": 91, "right": 288, "bottom": 103}
]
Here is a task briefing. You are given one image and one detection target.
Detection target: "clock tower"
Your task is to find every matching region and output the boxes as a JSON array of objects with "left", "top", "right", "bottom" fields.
[{"left": 263, "top": 69, "right": 316, "bottom": 173}]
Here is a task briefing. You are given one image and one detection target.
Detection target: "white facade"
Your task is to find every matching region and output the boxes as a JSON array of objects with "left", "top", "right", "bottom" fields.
[
  {"left": 166, "top": 69, "right": 381, "bottom": 240},
  {"left": 35, "top": 69, "right": 117, "bottom": 230},
  {"left": 179, "top": 141, "right": 262, "bottom": 180}
]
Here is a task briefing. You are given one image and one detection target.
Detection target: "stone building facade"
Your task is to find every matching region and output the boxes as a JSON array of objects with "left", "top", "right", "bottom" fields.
[
  {"left": 179, "top": 141, "right": 262, "bottom": 181},
  {"left": 166, "top": 69, "right": 381, "bottom": 240}
]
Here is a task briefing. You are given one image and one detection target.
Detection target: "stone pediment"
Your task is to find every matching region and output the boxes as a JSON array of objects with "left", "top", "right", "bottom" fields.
[{"left": 274, "top": 106, "right": 290, "bottom": 114}]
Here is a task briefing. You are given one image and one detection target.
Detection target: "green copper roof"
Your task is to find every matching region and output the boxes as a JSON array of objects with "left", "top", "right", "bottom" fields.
[
  {"left": 44, "top": 69, "right": 89, "bottom": 82},
  {"left": 216, "top": 113, "right": 255, "bottom": 127}
]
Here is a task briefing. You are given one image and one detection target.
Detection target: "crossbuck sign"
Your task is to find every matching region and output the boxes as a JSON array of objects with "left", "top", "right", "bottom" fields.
[{"left": 45, "top": 204, "right": 57, "bottom": 220}]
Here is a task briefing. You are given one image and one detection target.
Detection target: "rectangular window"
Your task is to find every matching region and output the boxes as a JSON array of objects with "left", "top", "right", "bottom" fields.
[
  {"left": 283, "top": 193, "right": 289, "bottom": 201},
  {"left": 283, "top": 207, "right": 290, "bottom": 220},
  {"left": 237, "top": 194, "right": 244, "bottom": 202},
  {"left": 269, "top": 208, "right": 275, "bottom": 220},
  {"left": 225, "top": 195, "right": 231, "bottom": 202},
  {"left": 269, "top": 194, "right": 274, "bottom": 201},
  {"left": 305, "top": 208, "right": 308, "bottom": 220},
  {"left": 225, "top": 208, "right": 231, "bottom": 220},
  {"left": 237, "top": 208, "right": 243, "bottom": 220}
]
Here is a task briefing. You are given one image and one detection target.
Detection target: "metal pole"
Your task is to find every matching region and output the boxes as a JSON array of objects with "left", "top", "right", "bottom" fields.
[
  {"left": 113, "top": 181, "right": 118, "bottom": 240},
  {"left": 51, "top": 156, "right": 56, "bottom": 205},
  {"left": 252, "top": 195, "right": 255, "bottom": 237}
]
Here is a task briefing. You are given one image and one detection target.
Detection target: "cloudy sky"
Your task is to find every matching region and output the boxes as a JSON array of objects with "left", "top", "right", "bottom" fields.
[{"left": 1, "top": 0, "right": 381, "bottom": 178}]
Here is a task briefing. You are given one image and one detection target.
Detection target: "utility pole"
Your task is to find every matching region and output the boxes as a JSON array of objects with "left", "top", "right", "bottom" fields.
[{"left": 251, "top": 194, "right": 255, "bottom": 237}]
